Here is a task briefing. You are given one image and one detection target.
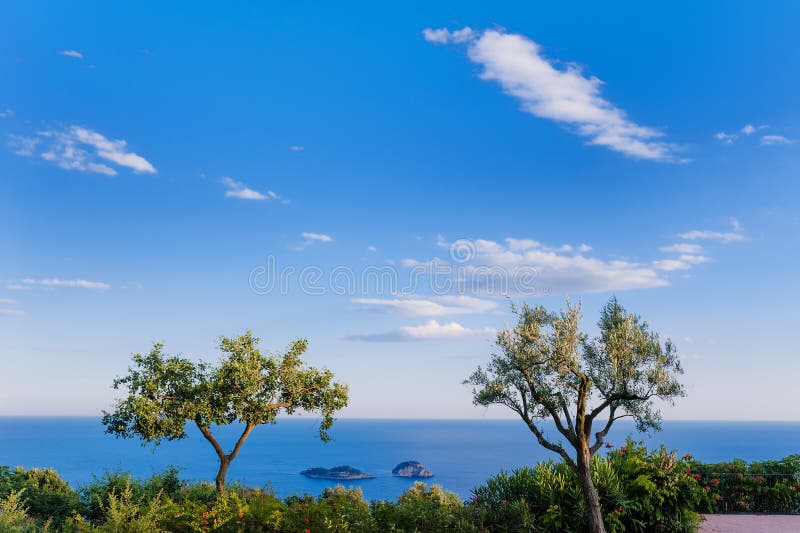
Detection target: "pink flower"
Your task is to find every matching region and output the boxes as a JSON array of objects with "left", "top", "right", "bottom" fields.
[{"left": 501, "top": 500, "right": 507, "bottom": 505}]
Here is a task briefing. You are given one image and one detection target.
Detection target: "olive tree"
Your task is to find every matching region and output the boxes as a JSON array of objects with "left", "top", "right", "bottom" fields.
[
  {"left": 466, "top": 298, "right": 684, "bottom": 533},
  {"left": 102, "top": 332, "right": 349, "bottom": 491}
]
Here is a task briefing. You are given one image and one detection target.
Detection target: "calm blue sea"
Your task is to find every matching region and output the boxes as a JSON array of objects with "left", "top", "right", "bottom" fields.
[{"left": 1, "top": 418, "right": 798, "bottom": 501}]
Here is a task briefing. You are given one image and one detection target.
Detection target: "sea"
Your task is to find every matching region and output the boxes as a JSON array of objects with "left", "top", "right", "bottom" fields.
[{"left": 1, "top": 418, "right": 798, "bottom": 501}]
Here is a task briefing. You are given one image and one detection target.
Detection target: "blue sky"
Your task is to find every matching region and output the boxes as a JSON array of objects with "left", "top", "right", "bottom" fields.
[{"left": 1, "top": 1, "right": 799, "bottom": 419}]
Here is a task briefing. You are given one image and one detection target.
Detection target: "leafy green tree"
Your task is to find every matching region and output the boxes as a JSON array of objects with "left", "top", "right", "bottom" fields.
[
  {"left": 102, "top": 332, "right": 349, "bottom": 491},
  {"left": 466, "top": 298, "right": 684, "bottom": 533}
]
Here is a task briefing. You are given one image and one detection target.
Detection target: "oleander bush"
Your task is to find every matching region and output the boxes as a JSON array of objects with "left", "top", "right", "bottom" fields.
[
  {"left": 1, "top": 442, "right": 799, "bottom": 532},
  {"left": 685, "top": 454, "right": 800, "bottom": 513},
  {"left": 467, "top": 439, "right": 705, "bottom": 533}
]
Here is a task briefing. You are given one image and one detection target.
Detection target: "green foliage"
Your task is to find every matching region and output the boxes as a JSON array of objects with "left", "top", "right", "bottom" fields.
[
  {"left": 94, "top": 484, "right": 164, "bottom": 532},
  {"left": 686, "top": 454, "right": 800, "bottom": 513},
  {"left": 466, "top": 299, "right": 686, "bottom": 531},
  {"left": 469, "top": 439, "right": 705, "bottom": 533},
  {"left": 102, "top": 332, "right": 349, "bottom": 489},
  {"left": 2, "top": 448, "right": 797, "bottom": 532},
  {"left": 607, "top": 440, "right": 704, "bottom": 532},
  {"left": 80, "top": 467, "right": 183, "bottom": 523},
  {"left": 0, "top": 489, "right": 42, "bottom": 532},
  {"left": 0, "top": 465, "right": 78, "bottom": 527},
  {"left": 103, "top": 332, "right": 348, "bottom": 444},
  {"left": 372, "top": 482, "right": 475, "bottom": 532}
]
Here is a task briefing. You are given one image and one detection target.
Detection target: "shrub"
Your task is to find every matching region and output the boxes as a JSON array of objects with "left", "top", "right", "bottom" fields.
[
  {"left": 687, "top": 454, "right": 800, "bottom": 514},
  {"left": 608, "top": 440, "right": 705, "bottom": 532},
  {"left": 469, "top": 439, "right": 705, "bottom": 533},
  {"left": 0, "top": 489, "right": 43, "bottom": 532},
  {"left": 372, "top": 482, "right": 475, "bottom": 532},
  {"left": 0, "top": 465, "right": 78, "bottom": 527}
]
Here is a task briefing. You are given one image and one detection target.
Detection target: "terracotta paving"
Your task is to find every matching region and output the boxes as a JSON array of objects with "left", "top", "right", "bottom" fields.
[{"left": 700, "top": 514, "right": 800, "bottom": 532}]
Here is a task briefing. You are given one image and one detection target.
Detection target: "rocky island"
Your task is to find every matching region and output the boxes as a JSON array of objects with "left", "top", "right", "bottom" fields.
[
  {"left": 392, "top": 461, "right": 434, "bottom": 478},
  {"left": 300, "top": 465, "right": 374, "bottom": 480}
]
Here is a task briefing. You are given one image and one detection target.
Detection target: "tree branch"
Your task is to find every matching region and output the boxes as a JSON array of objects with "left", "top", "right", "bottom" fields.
[
  {"left": 228, "top": 422, "right": 256, "bottom": 461},
  {"left": 195, "top": 416, "right": 226, "bottom": 460},
  {"left": 589, "top": 406, "right": 620, "bottom": 454},
  {"left": 521, "top": 413, "right": 576, "bottom": 468}
]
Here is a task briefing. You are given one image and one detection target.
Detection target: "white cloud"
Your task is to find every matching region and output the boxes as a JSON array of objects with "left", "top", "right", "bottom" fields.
[
  {"left": 578, "top": 244, "right": 592, "bottom": 253},
  {"left": 221, "top": 177, "right": 280, "bottom": 201},
  {"left": 289, "top": 145, "right": 304, "bottom": 152},
  {"left": 0, "top": 299, "right": 18, "bottom": 305},
  {"left": 505, "top": 238, "right": 541, "bottom": 251},
  {"left": 69, "top": 127, "right": 156, "bottom": 173},
  {"left": 424, "top": 27, "right": 679, "bottom": 161},
  {"left": 679, "top": 254, "right": 711, "bottom": 264},
  {"left": 0, "top": 109, "right": 13, "bottom": 119},
  {"left": 660, "top": 243, "right": 703, "bottom": 254},
  {"left": 741, "top": 124, "right": 756, "bottom": 135},
  {"left": 714, "top": 132, "right": 737, "bottom": 144},
  {"left": 408, "top": 237, "right": 673, "bottom": 294},
  {"left": 422, "top": 27, "right": 475, "bottom": 44},
  {"left": 761, "top": 135, "right": 792, "bottom": 146},
  {"left": 8, "top": 135, "right": 38, "bottom": 156},
  {"left": 19, "top": 278, "right": 110, "bottom": 290},
  {"left": 367, "top": 246, "right": 377, "bottom": 252},
  {"left": 652, "top": 259, "right": 691, "bottom": 271},
  {"left": 302, "top": 232, "right": 333, "bottom": 243},
  {"left": 0, "top": 309, "right": 25, "bottom": 316},
  {"left": 678, "top": 220, "right": 746, "bottom": 243},
  {"left": 58, "top": 50, "right": 84, "bottom": 59},
  {"left": 11, "top": 126, "right": 156, "bottom": 175},
  {"left": 5, "top": 284, "right": 31, "bottom": 291},
  {"left": 348, "top": 319, "right": 495, "bottom": 342},
  {"left": 353, "top": 295, "right": 497, "bottom": 317}
]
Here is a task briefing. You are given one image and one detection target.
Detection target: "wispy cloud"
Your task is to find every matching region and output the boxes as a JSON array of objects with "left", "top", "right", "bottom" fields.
[
  {"left": 289, "top": 145, "right": 304, "bottom": 152},
  {"left": 8, "top": 135, "right": 38, "bottom": 156},
  {"left": 660, "top": 243, "right": 704, "bottom": 254},
  {"left": 423, "top": 27, "right": 680, "bottom": 161},
  {"left": 10, "top": 126, "right": 156, "bottom": 175},
  {"left": 0, "top": 309, "right": 25, "bottom": 316},
  {"left": 0, "top": 299, "right": 18, "bottom": 305},
  {"left": 679, "top": 219, "right": 746, "bottom": 243},
  {"left": 58, "top": 49, "right": 84, "bottom": 59},
  {"left": 407, "top": 237, "right": 674, "bottom": 294},
  {"left": 715, "top": 124, "right": 768, "bottom": 145},
  {"left": 221, "top": 177, "right": 281, "bottom": 201},
  {"left": 741, "top": 124, "right": 758, "bottom": 135},
  {"left": 761, "top": 135, "right": 792, "bottom": 146},
  {"left": 0, "top": 108, "right": 13, "bottom": 119},
  {"left": 294, "top": 232, "right": 333, "bottom": 251},
  {"left": 348, "top": 319, "right": 495, "bottom": 342},
  {"left": 302, "top": 232, "right": 333, "bottom": 243},
  {"left": 353, "top": 295, "right": 497, "bottom": 317},
  {"left": 714, "top": 132, "right": 736, "bottom": 145},
  {"left": 16, "top": 278, "right": 110, "bottom": 290}
]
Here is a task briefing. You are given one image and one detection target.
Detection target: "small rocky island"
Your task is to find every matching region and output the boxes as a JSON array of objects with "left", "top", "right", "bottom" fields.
[
  {"left": 392, "top": 461, "right": 434, "bottom": 478},
  {"left": 300, "top": 465, "right": 374, "bottom": 480}
]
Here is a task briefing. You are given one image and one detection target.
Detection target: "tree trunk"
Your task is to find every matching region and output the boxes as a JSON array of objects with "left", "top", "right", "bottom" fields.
[
  {"left": 215, "top": 456, "right": 231, "bottom": 491},
  {"left": 576, "top": 447, "right": 606, "bottom": 533}
]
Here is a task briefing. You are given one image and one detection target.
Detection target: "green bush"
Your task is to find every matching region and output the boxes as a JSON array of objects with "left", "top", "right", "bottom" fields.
[
  {"left": 469, "top": 439, "right": 704, "bottom": 533},
  {"left": 0, "top": 489, "right": 44, "bottom": 532},
  {"left": 686, "top": 454, "right": 800, "bottom": 513},
  {"left": 0, "top": 465, "right": 78, "bottom": 527},
  {"left": 2, "top": 446, "right": 798, "bottom": 532},
  {"left": 371, "top": 482, "right": 475, "bottom": 532}
]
